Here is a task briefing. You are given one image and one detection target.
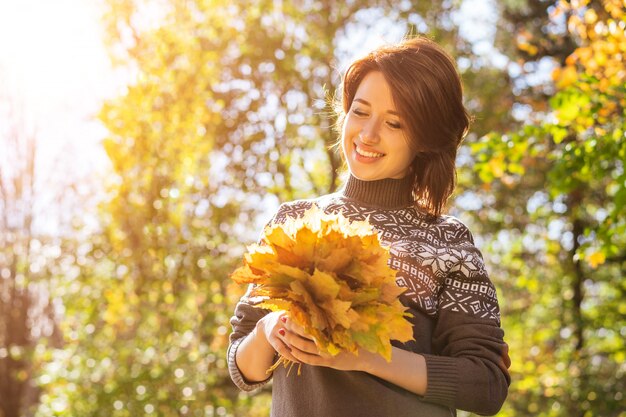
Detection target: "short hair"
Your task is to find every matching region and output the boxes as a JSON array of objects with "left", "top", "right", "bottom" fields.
[{"left": 334, "top": 36, "right": 471, "bottom": 216}]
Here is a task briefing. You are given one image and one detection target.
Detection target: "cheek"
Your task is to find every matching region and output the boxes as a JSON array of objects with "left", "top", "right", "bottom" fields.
[
  {"left": 341, "top": 119, "right": 358, "bottom": 149},
  {"left": 391, "top": 133, "right": 412, "bottom": 152},
  {"left": 392, "top": 137, "right": 417, "bottom": 165},
  {"left": 341, "top": 124, "right": 350, "bottom": 148},
  {"left": 343, "top": 113, "right": 362, "bottom": 135},
  {"left": 341, "top": 126, "right": 353, "bottom": 158},
  {"left": 341, "top": 118, "right": 350, "bottom": 138}
]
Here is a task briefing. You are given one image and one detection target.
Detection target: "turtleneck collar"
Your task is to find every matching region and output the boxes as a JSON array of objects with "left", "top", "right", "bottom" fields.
[{"left": 339, "top": 174, "right": 415, "bottom": 209}]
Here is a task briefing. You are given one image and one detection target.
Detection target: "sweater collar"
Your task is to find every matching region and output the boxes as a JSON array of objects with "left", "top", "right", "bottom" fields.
[{"left": 340, "top": 174, "right": 414, "bottom": 209}]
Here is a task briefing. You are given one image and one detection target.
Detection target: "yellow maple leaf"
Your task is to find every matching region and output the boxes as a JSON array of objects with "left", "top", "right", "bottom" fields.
[
  {"left": 270, "top": 264, "right": 311, "bottom": 283},
  {"left": 307, "top": 269, "right": 341, "bottom": 301},
  {"left": 315, "top": 246, "right": 352, "bottom": 272},
  {"left": 292, "top": 226, "right": 317, "bottom": 260},
  {"left": 230, "top": 264, "right": 262, "bottom": 285},
  {"left": 320, "top": 298, "right": 356, "bottom": 329}
]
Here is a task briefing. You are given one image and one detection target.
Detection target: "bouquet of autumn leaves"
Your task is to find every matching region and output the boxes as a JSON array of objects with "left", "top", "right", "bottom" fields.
[{"left": 231, "top": 205, "right": 413, "bottom": 374}]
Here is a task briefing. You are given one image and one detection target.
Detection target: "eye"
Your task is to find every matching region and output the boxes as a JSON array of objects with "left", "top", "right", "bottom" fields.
[
  {"left": 387, "top": 121, "right": 402, "bottom": 130},
  {"left": 352, "top": 108, "right": 368, "bottom": 117}
]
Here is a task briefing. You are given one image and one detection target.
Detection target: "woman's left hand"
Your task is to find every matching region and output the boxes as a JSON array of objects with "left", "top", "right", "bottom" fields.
[
  {"left": 278, "top": 316, "right": 429, "bottom": 397},
  {"left": 277, "top": 316, "right": 372, "bottom": 372}
]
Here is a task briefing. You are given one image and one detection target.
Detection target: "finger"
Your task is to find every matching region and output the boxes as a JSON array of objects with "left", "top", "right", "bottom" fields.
[
  {"left": 276, "top": 327, "right": 310, "bottom": 356},
  {"left": 289, "top": 346, "right": 326, "bottom": 367},
  {"left": 281, "top": 329, "right": 319, "bottom": 355},
  {"left": 272, "top": 337, "right": 300, "bottom": 364},
  {"left": 318, "top": 350, "right": 333, "bottom": 359},
  {"left": 276, "top": 326, "right": 313, "bottom": 351},
  {"left": 281, "top": 317, "right": 314, "bottom": 341}
]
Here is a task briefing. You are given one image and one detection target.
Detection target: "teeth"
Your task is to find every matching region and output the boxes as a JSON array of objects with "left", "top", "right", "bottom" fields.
[{"left": 355, "top": 145, "right": 384, "bottom": 158}]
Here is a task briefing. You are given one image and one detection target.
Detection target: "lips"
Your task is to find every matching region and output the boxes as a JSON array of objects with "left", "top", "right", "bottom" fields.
[{"left": 354, "top": 142, "right": 385, "bottom": 158}]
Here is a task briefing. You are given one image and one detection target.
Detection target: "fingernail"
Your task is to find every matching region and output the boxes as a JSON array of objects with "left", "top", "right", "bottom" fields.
[
  {"left": 280, "top": 316, "right": 287, "bottom": 323},
  {"left": 278, "top": 328, "right": 285, "bottom": 336}
]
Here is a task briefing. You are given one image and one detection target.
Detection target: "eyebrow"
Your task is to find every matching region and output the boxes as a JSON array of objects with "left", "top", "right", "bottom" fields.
[{"left": 353, "top": 98, "right": 400, "bottom": 116}]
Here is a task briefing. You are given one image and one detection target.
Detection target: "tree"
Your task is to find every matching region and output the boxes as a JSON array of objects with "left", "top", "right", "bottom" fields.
[
  {"left": 466, "top": 1, "right": 626, "bottom": 415},
  {"left": 0, "top": 86, "right": 66, "bottom": 417}
]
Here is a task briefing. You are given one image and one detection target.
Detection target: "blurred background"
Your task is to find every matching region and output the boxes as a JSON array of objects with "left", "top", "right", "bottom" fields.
[{"left": 0, "top": 0, "right": 624, "bottom": 416}]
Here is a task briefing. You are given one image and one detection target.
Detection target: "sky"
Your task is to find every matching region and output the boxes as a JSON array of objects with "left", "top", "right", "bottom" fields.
[
  {"left": 0, "top": 0, "right": 126, "bottom": 184},
  {"left": 0, "top": 0, "right": 129, "bottom": 234}
]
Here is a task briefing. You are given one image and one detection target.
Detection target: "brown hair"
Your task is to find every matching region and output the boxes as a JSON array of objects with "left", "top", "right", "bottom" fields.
[{"left": 333, "top": 36, "right": 471, "bottom": 216}]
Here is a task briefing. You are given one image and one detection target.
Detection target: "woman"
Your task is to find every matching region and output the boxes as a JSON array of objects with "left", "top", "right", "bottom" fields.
[{"left": 227, "top": 36, "right": 511, "bottom": 416}]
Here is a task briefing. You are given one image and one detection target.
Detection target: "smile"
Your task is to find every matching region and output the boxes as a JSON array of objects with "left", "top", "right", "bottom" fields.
[{"left": 355, "top": 143, "right": 385, "bottom": 158}]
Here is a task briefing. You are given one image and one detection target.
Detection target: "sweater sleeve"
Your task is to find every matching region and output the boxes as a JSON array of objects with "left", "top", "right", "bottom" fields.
[
  {"left": 227, "top": 289, "right": 273, "bottom": 391},
  {"left": 421, "top": 221, "right": 511, "bottom": 416}
]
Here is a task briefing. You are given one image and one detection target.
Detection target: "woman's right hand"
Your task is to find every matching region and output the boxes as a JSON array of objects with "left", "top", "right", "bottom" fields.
[{"left": 257, "top": 311, "right": 301, "bottom": 364}]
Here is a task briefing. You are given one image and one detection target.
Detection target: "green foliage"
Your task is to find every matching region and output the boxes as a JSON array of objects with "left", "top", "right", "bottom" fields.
[{"left": 464, "top": 1, "right": 626, "bottom": 415}]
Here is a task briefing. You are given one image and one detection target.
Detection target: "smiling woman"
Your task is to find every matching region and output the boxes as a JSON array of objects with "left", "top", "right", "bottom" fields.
[
  {"left": 336, "top": 37, "right": 471, "bottom": 216},
  {"left": 228, "top": 36, "right": 511, "bottom": 417}
]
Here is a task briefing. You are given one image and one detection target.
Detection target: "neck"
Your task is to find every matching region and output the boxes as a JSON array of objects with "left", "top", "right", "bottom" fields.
[{"left": 340, "top": 174, "right": 414, "bottom": 209}]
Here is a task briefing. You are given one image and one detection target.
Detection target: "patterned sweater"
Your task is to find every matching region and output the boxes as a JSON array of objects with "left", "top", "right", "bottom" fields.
[{"left": 228, "top": 174, "right": 511, "bottom": 417}]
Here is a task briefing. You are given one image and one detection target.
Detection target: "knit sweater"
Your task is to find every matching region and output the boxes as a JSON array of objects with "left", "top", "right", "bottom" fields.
[{"left": 228, "top": 174, "right": 511, "bottom": 416}]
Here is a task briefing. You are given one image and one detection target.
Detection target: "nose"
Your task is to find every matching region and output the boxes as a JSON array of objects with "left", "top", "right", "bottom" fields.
[{"left": 359, "top": 119, "right": 381, "bottom": 144}]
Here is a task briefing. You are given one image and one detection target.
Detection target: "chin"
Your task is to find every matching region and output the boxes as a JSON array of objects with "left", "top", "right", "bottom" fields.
[{"left": 349, "top": 169, "right": 382, "bottom": 181}]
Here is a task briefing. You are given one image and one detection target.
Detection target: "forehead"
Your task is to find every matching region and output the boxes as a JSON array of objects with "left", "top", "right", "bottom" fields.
[{"left": 354, "top": 71, "right": 396, "bottom": 108}]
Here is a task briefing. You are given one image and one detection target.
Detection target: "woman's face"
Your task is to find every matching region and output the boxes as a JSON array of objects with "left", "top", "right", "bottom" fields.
[{"left": 341, "top": 71, "right": 417, "bottom": 181}]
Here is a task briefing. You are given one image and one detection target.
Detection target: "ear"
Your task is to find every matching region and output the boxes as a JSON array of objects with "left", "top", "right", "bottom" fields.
[{"left": 407, "top": 158, "right": 417, "bottom": 174}]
